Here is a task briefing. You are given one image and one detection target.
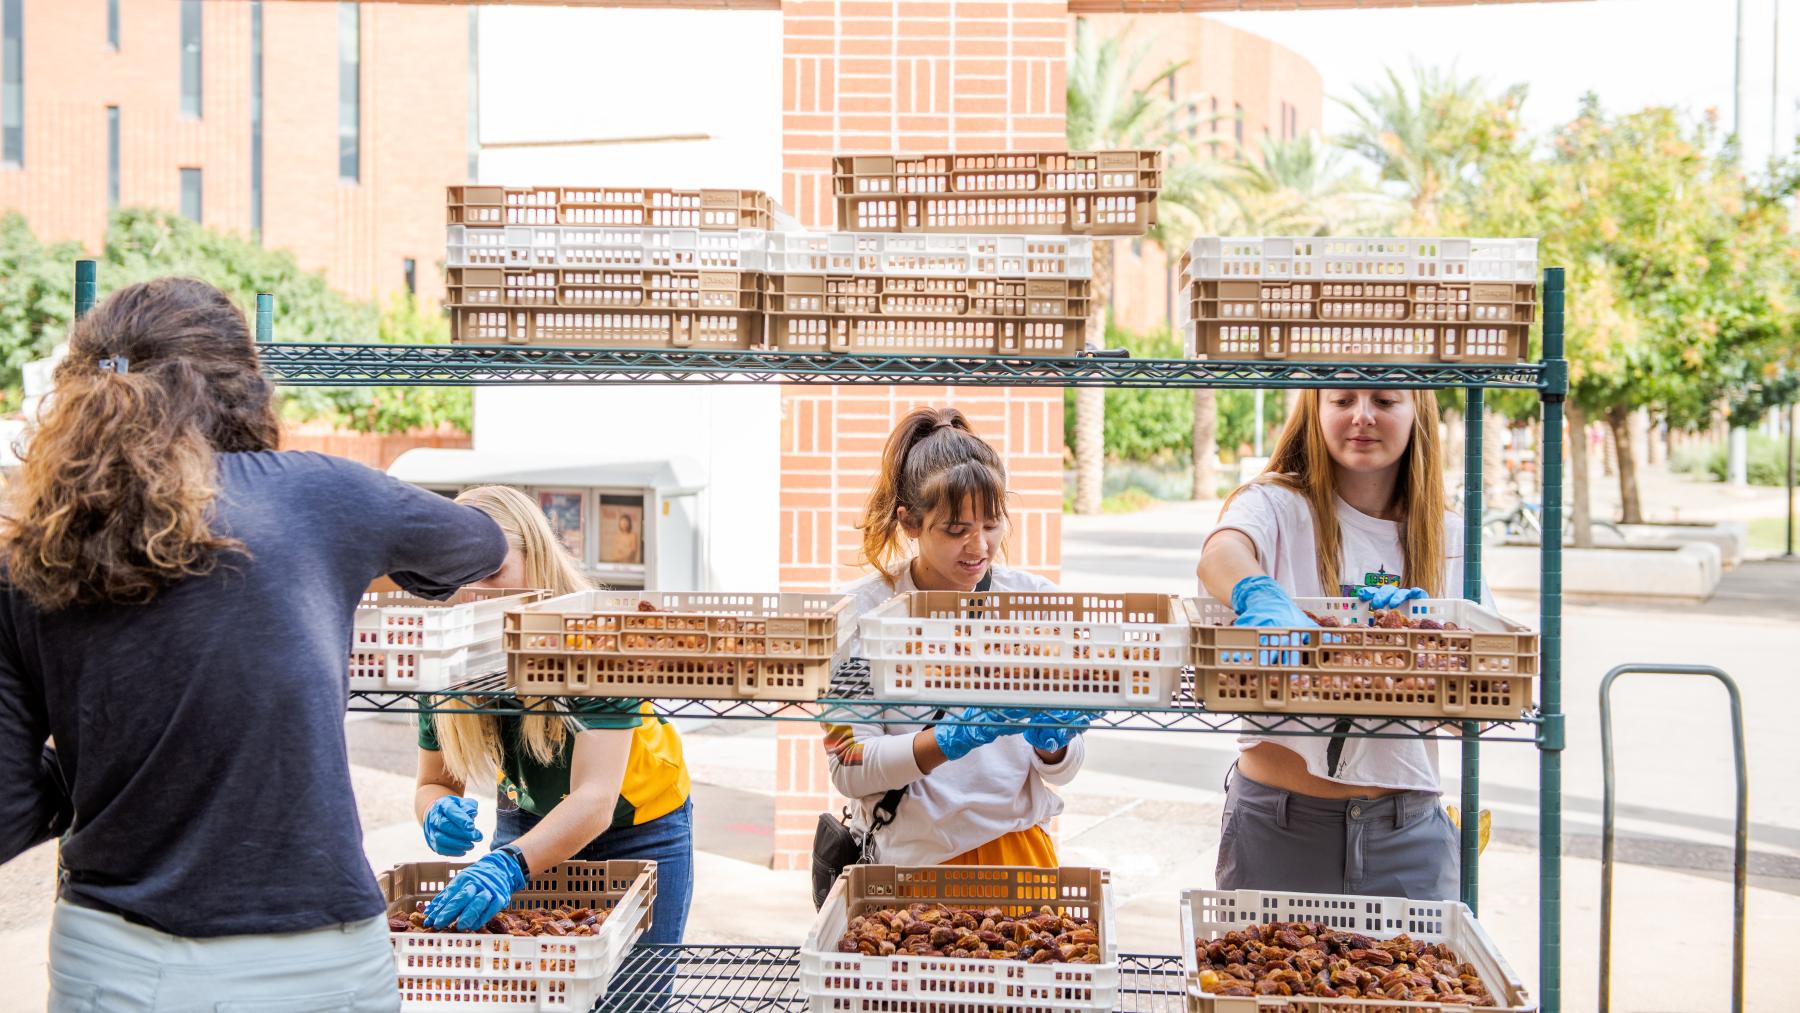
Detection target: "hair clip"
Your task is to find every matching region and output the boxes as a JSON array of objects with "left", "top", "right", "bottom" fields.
[{"left": 97, "top": 357, "right": 129, "bottom": 375}]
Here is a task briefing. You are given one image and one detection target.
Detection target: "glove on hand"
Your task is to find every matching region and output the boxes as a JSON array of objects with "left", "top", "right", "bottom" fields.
[
  {"left": 423, "top": 796, "right": 482, "bottom": 857},
  {"left": 1356, "top": 584, "right": 1427, "bottom": 611},
  {"left": 424, "top": 849, "right": 527, "bottom": 931},
  {"left": 1023, "top": 710, "right": 1094, "bottom": 754},
  {"left": 934, "top": 707, "right": 1027, "bottom": 761}
]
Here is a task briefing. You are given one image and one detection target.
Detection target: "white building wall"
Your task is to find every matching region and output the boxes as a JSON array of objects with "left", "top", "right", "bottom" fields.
[{"left": 472, "top": 6, "right": 784, "bottom": 590}]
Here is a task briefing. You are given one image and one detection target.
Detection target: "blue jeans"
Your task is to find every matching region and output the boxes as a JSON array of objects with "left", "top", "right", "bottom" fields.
[{"left": 495, "top": 798, "right": 694, "bottom": 946}]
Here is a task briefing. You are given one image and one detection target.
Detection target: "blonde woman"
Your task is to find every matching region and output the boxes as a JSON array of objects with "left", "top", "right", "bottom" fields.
[
  {"left": 1197, "top": 389, "right": 1490, "bottom": 901},
  {"left": 413, "top": 486, "right": 694, "bottom": 941}
]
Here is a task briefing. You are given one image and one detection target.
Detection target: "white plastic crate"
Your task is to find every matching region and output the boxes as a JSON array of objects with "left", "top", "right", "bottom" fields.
[
  {"left": 859, "top": 591, "right": 1188, "bottom": 707},
  {"left": 349, "top": 590, "right": 540, "bottom": 692},
  {"left": 766, "top": 232, "right": 1092, "bottom": 279},
  {"left": 800, "top": 865, "right": 1119, "bottom": 1013},
  {"left": 1180, "top": 888, "right": 1533, "bottom": 1012},
  {"left": 1184, "top": 237, "right": 1538, "bottom": 283},
  {"left": 447, "top": 225, "right": 767, "bottom": 271},
  {"left": 382, "top": 860, "right": 655, "bottom": 1013}
]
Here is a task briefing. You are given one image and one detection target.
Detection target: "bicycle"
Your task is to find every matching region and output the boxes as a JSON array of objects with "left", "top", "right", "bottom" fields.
[{"left": 1483, "top": 497, "right": 1623, "bottom": 544}]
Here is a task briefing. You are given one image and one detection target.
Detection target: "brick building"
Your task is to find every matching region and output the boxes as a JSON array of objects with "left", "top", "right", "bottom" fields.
[{"left": 0, "top": 0, "right": 472, "bottom": 303}]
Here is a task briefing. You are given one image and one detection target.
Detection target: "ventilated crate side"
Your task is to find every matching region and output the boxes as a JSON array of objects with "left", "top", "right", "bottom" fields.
[
  {"left": 380, "top": 859, "right": 655, "bottom": 1013},
  {"left": 446, "top": 225, "right": 558, "bottom": 269},
  {"left": 769, "top": 314, "right": 1085, "bottom": 357},
  {"left": 501, "top": 590, "right": 849, "bottom": 701},
  {"left": 765, "top": 275, "right": 1091, "bottom": 322},
  {"left": 450, "top": 306, "right": 761, "bottom": 349},
  {"left": 832, "top": 150, "right": 1160, "bottom": 236},
  {"left": 765, "top": 232, "right": 1092, "bottom": 279},
  {"left": 1182, "top": 237, "right": 1539, "bottom": 284},
  {"left": 1180, "top": 888, "right": 1534, "bottom": 1013},
  {"left": 1185, "top": 597, "right": 1536, "bottom": 719},
  {"left": 1182, "top": 319, "right": 1528, "bottom": 364},
  {"left": 861, "top": 592, "right": 1187, "bottom": 707},
  {"left": 799, "top": 865, "right": 1119, "bottom": 1013},
  {"left": 554, "top": 226, "right": 769, "bottom": 271},
  {"left": 839, "top": 193, "right": 1157, "bottom": 237},
  {"left": 1182, "top": 280, "right": 1536, "bottom": 329},
  {"left": 447, "top": 185, "right": 775, "bottom": 230},
  {"left": 833, "top": 150, "right": 1160, "bottom": 195}
]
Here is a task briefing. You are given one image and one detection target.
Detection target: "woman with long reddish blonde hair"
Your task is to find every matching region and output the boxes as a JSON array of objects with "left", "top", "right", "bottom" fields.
[
  {"left": 1197, "top": 388, "right": 1484, "bottom": 901},
  {"left": 0, "top": 278, "right": 505, "bottom": 1011}
]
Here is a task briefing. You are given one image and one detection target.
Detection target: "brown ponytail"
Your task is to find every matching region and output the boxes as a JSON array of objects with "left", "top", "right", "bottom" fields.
[
  {"left": 857, "top": 407, "right": 1009, "bottom": 585},
  {"left": 2, "top": 278, "right": 280, "bottom": 611}
]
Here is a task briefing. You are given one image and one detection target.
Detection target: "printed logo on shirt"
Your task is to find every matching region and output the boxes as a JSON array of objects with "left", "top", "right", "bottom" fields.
[{"left": 1338, "top": 565, "right": 1402, "bottom": 597}]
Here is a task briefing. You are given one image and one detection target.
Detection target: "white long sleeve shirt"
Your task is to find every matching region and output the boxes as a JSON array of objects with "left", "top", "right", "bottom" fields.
[{"left": 825, "top": 562, "right": 1085, "bottom": 865}]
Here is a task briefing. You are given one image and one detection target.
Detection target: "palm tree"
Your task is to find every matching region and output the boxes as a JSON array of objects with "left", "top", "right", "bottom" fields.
[
  {"left": 1225, "top": 133, "right": 1394, "bottom": 236},
  {"left": 1337, "top": 63, "right": 1525, "bottom": 231},
  {"left": 1065, "top": 19, "right": 1227, "bottom": 514}
]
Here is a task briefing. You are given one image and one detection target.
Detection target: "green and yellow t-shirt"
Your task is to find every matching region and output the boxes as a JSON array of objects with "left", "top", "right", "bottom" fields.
[{"left": 418, "top": 700, "right": 690, "bottom": 830}]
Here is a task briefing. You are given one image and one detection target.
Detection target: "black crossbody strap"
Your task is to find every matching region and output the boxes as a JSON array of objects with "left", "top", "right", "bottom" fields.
[
  {"left": 1325, "top": 718, "right": 1355, "bottom": 778},
  {"left": 975, "top": 568, "right": 994, "bottom": 593}
]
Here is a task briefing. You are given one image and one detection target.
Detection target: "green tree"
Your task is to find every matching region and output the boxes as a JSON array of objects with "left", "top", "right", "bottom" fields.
[{"left": 1225, "top": 133, "right": 1394, "bottom": 237}]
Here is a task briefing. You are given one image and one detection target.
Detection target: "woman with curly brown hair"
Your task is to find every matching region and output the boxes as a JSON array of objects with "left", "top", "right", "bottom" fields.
[{"left": 0, "top": 278, "right": 506, "bottom": 1011}]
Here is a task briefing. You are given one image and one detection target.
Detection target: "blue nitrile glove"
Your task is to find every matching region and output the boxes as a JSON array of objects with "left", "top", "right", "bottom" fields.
[
  {"left": 1229, "top": 575, "right": 1316, "bottom": 628},
  {"left": 424, "top": 849, "right": 527, "bottom": 931},
  {"left": 934, "top": 707, "right": 1027, "bottom": 762},
  {"left": 1023, "top": 709, "right": 1095, "bottom": 754},
  {"left": 1357, "top": 584, "right": 1427, "bottom": 611},
  {"left": 423, "top": 796, "right": 482, "bottom": 857},
  {"left": 1230, "top": 575, "right": 1318, "bottom": 666}
]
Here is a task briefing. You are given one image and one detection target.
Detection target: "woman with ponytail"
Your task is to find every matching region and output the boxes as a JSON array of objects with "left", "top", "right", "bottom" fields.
[
  {"left": 1197, "top": 389, "right": 1488, "bottom": 900},
  {"left": 412, "top": 486, "right": 694, "bottom": 944},
  {"left": 821, "top": 408, "right": 1092, "bottom": 883},
  {"left": 0, "top": 278, "right": 507, "bottom": 1010}
]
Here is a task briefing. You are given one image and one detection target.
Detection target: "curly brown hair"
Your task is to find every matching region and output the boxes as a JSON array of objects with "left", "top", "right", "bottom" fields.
[{"left": 2, "top": 278, "right": 280, "bottom": 611}]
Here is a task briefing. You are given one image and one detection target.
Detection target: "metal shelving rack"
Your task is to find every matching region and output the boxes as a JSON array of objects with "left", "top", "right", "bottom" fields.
[{"left": 72, "top": 259, "right": 1568, "bottom": 1013}]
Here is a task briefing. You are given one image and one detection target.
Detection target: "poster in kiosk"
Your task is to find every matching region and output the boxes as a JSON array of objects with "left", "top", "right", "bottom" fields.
[{"left": 386, "top": 449, "right": 703, "bottom": 591}]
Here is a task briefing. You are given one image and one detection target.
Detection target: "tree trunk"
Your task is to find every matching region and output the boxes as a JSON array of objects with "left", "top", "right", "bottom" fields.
[
  {"left": 1600, "top": 416, "right": 1616, "bottom": 478},
  {"left": 1636, "top": 408, "right": 1661, "bottom": 467},
  {"left": 1607, "top": 404, "right": 1643, "bottom": 525},
  {"left": 1566, "top": 401, "right": 1594, "bottom": 548},
  {"left": 1074, "top": 240, "right": 1113, "bottom": 515},
  {"left": 1192, "top": 389, "right": 1218, "bottom": 501}
]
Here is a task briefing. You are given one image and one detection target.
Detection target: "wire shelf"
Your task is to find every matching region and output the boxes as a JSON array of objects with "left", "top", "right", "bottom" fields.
[
  {"left": 347, "top": 660, "right": 1542, "bottom": 742},
  {"left": 257, "top": 342, "right": 1546, "bottom": 390},
  {"left": 592, "top": 945, "right": 1188, "bottom": 1012}
]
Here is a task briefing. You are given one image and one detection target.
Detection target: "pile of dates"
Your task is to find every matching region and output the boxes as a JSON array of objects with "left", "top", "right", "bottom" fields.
[
  {"left": 1306, "top": 609, "right": 1461, "bottom": 631},
  {"left": 1195, "top": 921, "right": 1494, "bottom": 1005},
  {"left": 391, "top": 901, "right": 609, "bottom": 937},
  {"left": 836, "top": 903, "right": 1102, "bottom": 964}
]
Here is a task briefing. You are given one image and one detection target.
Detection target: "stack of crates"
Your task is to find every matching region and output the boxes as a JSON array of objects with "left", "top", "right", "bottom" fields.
[
  {"left": 1178, "top": 236, "right": 1539, "bottom": 363},
  {"left": 444, "top": 186, "right": 774, "bottom": 349}
]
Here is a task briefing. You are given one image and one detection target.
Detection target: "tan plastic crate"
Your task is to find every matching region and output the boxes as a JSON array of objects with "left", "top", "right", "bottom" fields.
[
  {"left": 379, "top": 859, "right": 656, "bottom": 1012},
  {"left": 1186, "top": 597, "right": 1537, "bottom": 719},
  {"left": 769, "top": 313, "right": 1086, "bottom": 356},
  {"left": 834, "top": 150, "right": 1161, "bottom": 236},
  {"left": 503, "top": 590, "right": 851, "bottom": 700},
  {"left": 450, "top": 305, "right": 760, "bottom": 349},
  {"left": 447, "top": 185, "right": 775, "bottom": 230},
  {"left": 800, "top": 865, "right": 1120, "bottom": 1012},
  {"left": 765, "top": 274, "right": 1091, "bottom": 321},
  {"left": 447, "top": 266, "right": 761, "bottom": 312}
]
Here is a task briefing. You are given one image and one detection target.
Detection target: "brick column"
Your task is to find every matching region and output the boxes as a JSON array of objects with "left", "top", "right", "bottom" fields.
[{"left": 772, "top": 1, "right": 1070, "bottom": 871}]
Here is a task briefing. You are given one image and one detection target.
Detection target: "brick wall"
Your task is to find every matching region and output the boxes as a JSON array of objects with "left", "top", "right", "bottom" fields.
[
  {"left": 772, "top": 0, "right": 1069, "bottom": 871},
  {"left": 0, "top": 0, "right": 467, "bottom": 304}
]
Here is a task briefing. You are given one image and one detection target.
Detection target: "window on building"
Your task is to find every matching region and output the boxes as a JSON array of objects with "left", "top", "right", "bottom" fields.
[
  {"left": 404, "top": 258, "right": 418, "bottom": 296},
  {"left": 106, "top": 106, "right": 119, "bottom": 209},
  {"left": 180, "top": 0, "right": 202, "bottom": 118},
  {"left": 338, "top": 3, "right": 359, "bottom": 182},
  {"left": 1210, "top": 97, "right": 1219, "bottom": 134},
  {"left": 2, "top": 0, "right": 22, "bottom": 166},
  {"left": 107, "top": 0, "right": 120, "bottom": 50},
  {"left": 251, "top": 1, "right": 263, "bottom": 237},
  {"left": 1233, "top": 103, "right": 1243, "bottom": 145},
  {"left": 180, "top": 167, "right": 202, "bottom": 223}
]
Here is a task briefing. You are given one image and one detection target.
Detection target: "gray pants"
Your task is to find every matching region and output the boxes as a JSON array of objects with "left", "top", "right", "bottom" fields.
[
  {"left": 1216, "top": 770, "right": 1459, "bottom": 901},
  {"left": 47, "top": 901, "right": 400, "bottom": 1013}
]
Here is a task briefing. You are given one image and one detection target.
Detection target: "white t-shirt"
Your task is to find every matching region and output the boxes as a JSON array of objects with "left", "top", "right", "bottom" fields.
[
  {"left": 824, "top": 562, "right": 1084, "bottom": 865},
  {"left": 1206, "top": 482, "right": 1492, "bottom": 792}
]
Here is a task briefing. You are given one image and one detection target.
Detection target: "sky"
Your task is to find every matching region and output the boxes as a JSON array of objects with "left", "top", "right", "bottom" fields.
[{"left": 1206, "top": 0, "right": 1798, "bottom": 166}]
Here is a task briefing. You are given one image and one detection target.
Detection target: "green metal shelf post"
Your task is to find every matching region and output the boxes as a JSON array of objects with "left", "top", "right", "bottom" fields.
[
  {"left": 1538, "top": 267, "right": 1567, "bottom": 1013},
  {"left": 256, "top": 293, "right": 274, "bottom": 343},
  {"left": 1461, "top": 386, "right": 1485, "bottom": 914},
  {"left": 74, "top": 260, "right": 98, "bottom": 320}
]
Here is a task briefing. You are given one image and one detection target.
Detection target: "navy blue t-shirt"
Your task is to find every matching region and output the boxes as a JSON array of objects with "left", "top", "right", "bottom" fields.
[{"left": 0, "top": 451, "right": 506, "bottom": 937}]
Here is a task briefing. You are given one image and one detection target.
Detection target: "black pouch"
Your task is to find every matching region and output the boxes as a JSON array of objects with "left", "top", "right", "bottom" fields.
[{"left": 811, "top": 787, "right": 904, "bottom": 909}]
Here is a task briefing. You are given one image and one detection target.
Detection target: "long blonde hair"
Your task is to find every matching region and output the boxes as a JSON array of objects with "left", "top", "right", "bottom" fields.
[
  {"left": 856, "top": 407, "right": 1009, "bottom": 586},
  {"left": 431, "top": 485, "right": 594, "bottom": 788},
  {"left": 1224, "top": 390, "right": 1446, "bottom": 597}
]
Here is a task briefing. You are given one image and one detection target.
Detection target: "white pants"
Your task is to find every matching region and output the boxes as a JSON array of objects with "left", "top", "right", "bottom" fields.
[{"left": 47, "top": 901, "right": 400, "bottom": 1013}]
